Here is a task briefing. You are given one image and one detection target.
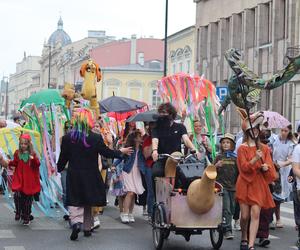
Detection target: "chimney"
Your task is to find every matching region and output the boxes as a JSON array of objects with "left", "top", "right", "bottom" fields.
[
  {"left": 130, "top": 34, "right": 137, "bottom": 64},
  {"left": 138, "top": 52, "right": 144, "bottom": 66}
]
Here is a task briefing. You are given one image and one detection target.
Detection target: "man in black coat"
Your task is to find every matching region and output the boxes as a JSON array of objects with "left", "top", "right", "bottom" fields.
[{"left": 57, "top": 108, "right": 132, "bottom": 241}]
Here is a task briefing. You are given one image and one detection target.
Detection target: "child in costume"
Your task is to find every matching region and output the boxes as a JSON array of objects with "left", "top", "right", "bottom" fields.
[
  {"left": 111, "top": 159, "right": 126, "bottom": 217},
  {"left": 214, "top": 133, "right": 238, "bottom": 240},
  {"left": 3, "top": 134, "right": 40, "bottom": 225}
]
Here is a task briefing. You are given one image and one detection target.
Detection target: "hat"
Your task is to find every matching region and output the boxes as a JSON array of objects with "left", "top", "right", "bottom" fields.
[
  {"left": 220, "top": 133, "right": 236, "bottom": 144},
  {"left": 20, "top": 133, "right": 31, "bottom": 141},
  {"left": 237, "top": 108, "right": 264, "bottom": 132}
]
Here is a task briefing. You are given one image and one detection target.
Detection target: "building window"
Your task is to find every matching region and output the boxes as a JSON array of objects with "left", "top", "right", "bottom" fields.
[
  {"left": 127, "top": 81, "right": 142, "bottom": 100},
  {"left": 179, "top": 62, "right": 183, "bottom": 72},
  {"left": 103, "top": 79, "right": 121, "bottom": 98},
  {"left": 151, "top": 89, "right": 161, "bottom": 107},
  {"left": 172, "top": 64, "right": 176, "bottom": 74},
  {"left": 186, "top": 60, "right": 191, "bottom": 73}
]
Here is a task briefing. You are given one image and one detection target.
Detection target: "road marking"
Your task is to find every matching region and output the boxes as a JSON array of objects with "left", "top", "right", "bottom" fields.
[
  {"left": 281, "top": 206, "right": 295, "bottom": 214},
  {"left": 30, "top": 217, "right": 66, "bottom": 230},
  {"left": 281, "top": 217, "right": 296, "bottom": 226},
  {"left": 0, "top": 229, "right": 16, "bottom": 238},
  {"left": 4, "top": 247, "right": 25, "bottom": 250},
  {"left": 99, "top": 215, "right": 131, "bottom": 229},
  {"left": 269, "top": 234, "right": 280, "bottom": 239},
  {"left": 289, "top": 246, "right": 298, "bottom": 249}
]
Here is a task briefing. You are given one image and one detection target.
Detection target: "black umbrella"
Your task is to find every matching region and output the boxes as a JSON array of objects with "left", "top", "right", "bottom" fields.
[
  {"left": 126, "top": 110, "right": 158, "bottom": 122},
  {"left": 99, "top": 95, "right": 147, "bottom": 113},
  {"left": 126, "top": 110, "right": 181, "bottom": 122}
]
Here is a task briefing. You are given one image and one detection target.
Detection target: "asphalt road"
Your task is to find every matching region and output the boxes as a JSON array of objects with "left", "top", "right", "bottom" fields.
[{"left": 0, "top": 196, "right": 299, "bottom": 250}]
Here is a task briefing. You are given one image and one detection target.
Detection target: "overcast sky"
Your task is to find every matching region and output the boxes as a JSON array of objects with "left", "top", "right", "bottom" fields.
[{"left": 0, "top": 0, "right": 196, "bottom": 77}]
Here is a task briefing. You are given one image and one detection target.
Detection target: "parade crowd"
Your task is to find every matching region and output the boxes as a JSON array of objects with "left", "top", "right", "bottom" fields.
[{"left": 0, "top": 103, "right": 300, "bottom": 250}]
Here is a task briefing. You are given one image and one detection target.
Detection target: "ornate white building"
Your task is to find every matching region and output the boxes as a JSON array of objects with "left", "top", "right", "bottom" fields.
[{"left": 39, "top": 17, "right": 115, "bottom": 89}]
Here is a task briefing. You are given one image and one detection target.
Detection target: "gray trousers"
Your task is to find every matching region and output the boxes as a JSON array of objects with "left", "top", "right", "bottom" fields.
[{"left": 222, "top": 189, "right": 235, "bottom": 233}]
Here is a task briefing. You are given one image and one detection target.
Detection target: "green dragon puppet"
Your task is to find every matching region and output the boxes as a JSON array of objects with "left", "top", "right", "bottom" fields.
[{"left": 218, "top": 48, "right": 300, "bottom": 114}]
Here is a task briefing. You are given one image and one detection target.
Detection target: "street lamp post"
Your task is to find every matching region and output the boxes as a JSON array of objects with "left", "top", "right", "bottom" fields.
[{"left": 163, "top": 0, "right": 168, "bottom": 77}]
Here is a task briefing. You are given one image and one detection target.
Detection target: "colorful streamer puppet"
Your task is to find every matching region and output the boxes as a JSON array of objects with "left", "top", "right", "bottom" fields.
[
  {"left": 218, "top": 48, "right": 300, "bottom": 114},
  {"left": 157, "top": 73, "right": 222, "bottom": 161}
]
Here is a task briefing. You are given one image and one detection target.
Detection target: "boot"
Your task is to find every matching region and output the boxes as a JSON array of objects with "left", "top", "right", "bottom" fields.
[{"left": 70, "top": 223, "right": 81, "bottom": 241}]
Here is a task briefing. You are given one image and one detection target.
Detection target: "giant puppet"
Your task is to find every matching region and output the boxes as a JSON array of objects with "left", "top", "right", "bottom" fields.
[
  {"left": 80, "top": 59, "right": 102, "bottom": 117},
  {"left": 218, "top": 48, "right": 300, "bottom": 114},
  {"left": 62, "top": 59, "right": 102, "bottom": 117}
]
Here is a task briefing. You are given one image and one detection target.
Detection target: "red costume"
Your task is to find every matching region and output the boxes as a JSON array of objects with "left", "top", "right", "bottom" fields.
[
  {"left": 236, "top": 144, "right": 277, "bottom": 209},
  {"left": 9, "top": 150, "right": 41, "bottom": 196}
]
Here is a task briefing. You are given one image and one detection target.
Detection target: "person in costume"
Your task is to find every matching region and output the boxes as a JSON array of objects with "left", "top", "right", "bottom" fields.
[
  {"left": 142, "top": 122, "right": 155, "bottom": 218},
  {"left": 236, "top": 111, "right": 277, "bottom": 250},
  {"left": 1, "top": 134, "right": 40, "bottom": 225},
  {"left": 151, "top": 103, "right": 199, "bottom": 177},
  {"left": 189, "top": 119, "right": 211, "bottom": 164},
  {"left": 214, "top": 133, "right": 238, "bottom": 240},
  {"left": 292, "top": 142, "right": 300, "bottom": 248},
  {"left": 113, "top": 130, "right": 146, "bottom": 224},
  {"left": 271, "top": 125, "right": 295, "bottom": 228},
  {"left": 57, "top": 108, "right": 132, "bottom": 241}
]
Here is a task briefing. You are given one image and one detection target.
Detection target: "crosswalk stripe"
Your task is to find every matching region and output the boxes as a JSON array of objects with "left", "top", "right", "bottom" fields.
[
  {"left": 281, "top": 217, "right": 296, "bottom": 226},
  {"left": 281, "top": 206, "right": 294, "bottom": 214},
  {"left": 269, "top": 234, "right": 280, "bottom": 239},
  {"left": 4, "top": 247, "right": 26, "bottom": 250},
  {"left": 0, "top": 230, "right": 16, "bottom": 238}
]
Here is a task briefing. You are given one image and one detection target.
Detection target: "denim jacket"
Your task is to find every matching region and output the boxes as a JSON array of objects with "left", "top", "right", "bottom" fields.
[{"left": 113, "top": 149, "right": 146, "bottom": 174}]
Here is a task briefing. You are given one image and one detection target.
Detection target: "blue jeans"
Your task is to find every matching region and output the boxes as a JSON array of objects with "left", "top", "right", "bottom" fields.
[{"left": 144, "top": 167, "right": 154, "bottom": 215}]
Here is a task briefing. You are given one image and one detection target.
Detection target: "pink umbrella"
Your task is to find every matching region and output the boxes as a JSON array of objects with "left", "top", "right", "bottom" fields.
[{"left": 263, "top": 111, "right": 291, "bottom": 129}]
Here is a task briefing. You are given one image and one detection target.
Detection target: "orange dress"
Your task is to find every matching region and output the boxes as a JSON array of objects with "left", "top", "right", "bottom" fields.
[{"left": 236, "top": 144, "right": 277, "bottom": 209}]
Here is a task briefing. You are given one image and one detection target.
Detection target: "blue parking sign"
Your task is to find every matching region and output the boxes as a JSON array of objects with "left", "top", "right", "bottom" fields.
[{"left": 216, "top": 87, "right": 228, "bottom": 101}]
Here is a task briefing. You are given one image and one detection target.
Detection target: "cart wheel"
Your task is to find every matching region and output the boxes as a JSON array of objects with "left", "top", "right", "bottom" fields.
[
  {"left": 163, "top": 229, "right": 170, "bottom": 239},
  {"left": 209, "top": 225, "right": 223, "bottom": 249},
  {"left": 152, "top": 205, "right": 165, "bottom": 250}
]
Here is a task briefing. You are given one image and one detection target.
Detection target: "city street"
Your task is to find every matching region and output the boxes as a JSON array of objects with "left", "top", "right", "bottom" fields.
[{"left": 0, "top": 196, "right": 298, "bottom": 250}]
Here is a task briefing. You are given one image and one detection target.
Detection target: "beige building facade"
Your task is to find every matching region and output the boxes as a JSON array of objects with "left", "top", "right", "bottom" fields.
[
  {"left": 167, "top": 26, "right": 196, "bottom": 75},
  {"left": 195, "top": 0, "right": 300, "bottom": 132},
  {"left": 98, "top": 66, "right": 163, "bottom": 108},
  {"left": 8, "top": 55, "right": 41, "bottom": 116}
]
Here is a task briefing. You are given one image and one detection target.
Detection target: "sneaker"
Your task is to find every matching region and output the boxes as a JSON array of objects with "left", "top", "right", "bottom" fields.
[
  {"left": 23, "top": 220, "right": 30, "bottom": 226},
  {"left": 63, "top": 215, "right": 69, "bottom": 221},
  {"left": 120, "top": 213, "right": 129, "bottom": 224},
  {"left": 128, "top": 214, "right": 135, "bottom": 223},
  {"left": 269, "top": 222, "right": 276, "bottom": 230},
  {"left": 70, "top": 223, "right": 81, "bottom": 241},
  {"left": 258, "top": 238, "right": 270, "bottom": 247},
  {"left": 276, "top": 220, "right": 284, "bottom": 228},
  {"left": 234, "top": 220, "right": 241, "bottom": 231},
  {"left": 224, "top": 231, "right": 234, "bottom": 240},
  {"left": 92, "top": 216, "right": 100, "bottom": 230}
]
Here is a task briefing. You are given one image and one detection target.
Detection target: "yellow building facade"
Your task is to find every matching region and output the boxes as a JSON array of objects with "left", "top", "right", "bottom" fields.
[
  {"left": 97, "top": 66, "right": 163, "bottom": 108},
  {"left": 167, "top": 26, "right": 196, "bottom": 75}
]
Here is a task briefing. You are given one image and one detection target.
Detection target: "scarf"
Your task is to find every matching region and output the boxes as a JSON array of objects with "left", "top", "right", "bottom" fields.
[
  {"left": 19, "top": 152, "right": 30, "bottom": 163},
  {"left": 224, "top": 151, "right": 237, "bottom": 158}
]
